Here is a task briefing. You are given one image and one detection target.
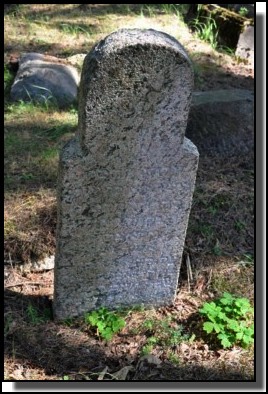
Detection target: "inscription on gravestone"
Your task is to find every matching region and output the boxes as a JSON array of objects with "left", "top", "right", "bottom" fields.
[{"left": 54, "top": 29, "right": 199, "bottom": 319}]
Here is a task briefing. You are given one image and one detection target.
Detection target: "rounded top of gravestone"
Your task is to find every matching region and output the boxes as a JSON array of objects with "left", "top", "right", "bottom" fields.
[
  {"left": 78, "top": 28, "right": 194, "bottom": 154},
  {"left": 94, "top": 28, "right": 189, "bottom": 56}
]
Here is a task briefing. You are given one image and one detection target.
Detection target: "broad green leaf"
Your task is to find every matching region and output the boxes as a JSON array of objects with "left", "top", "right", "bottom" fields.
[
  {"left": 217, "top": 311, "right": 228, "bottom": 321},
  {"left": 242, "top": 335, "right": 254, "bottom": 346},
  {"left": 220, "top": 293, "right": 235, "bottom": 305},
  {"left": 236, "top": 332, "right": 244, "bottom": 340},
  {"left": 102, "top": 327, "right": 113, "bottom": 341},
  {"left": 218, "top": 333, "right": 231, "bottom": 348},
  {"left": 227, "top": 320, "right": 240, "bottom": 332},
  {"left": 200, "top": 302, "right": 217, "bottom": 314},
  {"left": 203, "top": 321, "right": 214, "bottom": 333},
  {"left": 213, "top": 323, "right": 224, "bottom": 333}
]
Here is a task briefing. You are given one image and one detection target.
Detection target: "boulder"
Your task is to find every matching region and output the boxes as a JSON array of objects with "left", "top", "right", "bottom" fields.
[
  {"left": 235, "top": 25, "right": 254, "bottom": 64},
  {"left": 186, "top": 89, "right": 254, "bottom": 157},
  {"left": 10, "top": 52, "right": 80, "bottom": 108}
]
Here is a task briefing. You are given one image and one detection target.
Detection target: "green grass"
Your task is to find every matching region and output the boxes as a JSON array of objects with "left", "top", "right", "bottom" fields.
[
  {"left": 58, "top": 23, "right": 91, "bottom": 37},
  {"left": 191, "top": 15, "right": 219, "bottom": 49},
  {"left": 141, "top": 315, "right": 190, "bottom": 354},
  {"left": 26, "top": 303, "right": 52, "bottom": 325}
]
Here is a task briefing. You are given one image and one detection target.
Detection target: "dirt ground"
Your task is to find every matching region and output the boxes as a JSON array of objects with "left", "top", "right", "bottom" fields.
[{"left": 4, "top": 4, "right": 254, "bottom": 382}]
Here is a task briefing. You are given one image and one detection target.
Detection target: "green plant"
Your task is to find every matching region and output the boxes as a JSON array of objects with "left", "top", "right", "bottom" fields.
[
  {"left": 200, "top": 223, "right": 214, "bottom": 238},
  {"left": 85, "top": 307, "right": 126, "bottom": 341},
  {"left": 167, "top": 351, "right": 181, "bottom": 365},
  {"left": 212, "top": 239, "right": 222, "bottom": 256},
  {"left": 142, "top": 316, "right": 189, "bottom": 350},
  {"left": 239, "top": 7, "right": 249, "bottom": 17},
  {"left": 218, "top": 45, "right": 236, "bottom": 56},
  {"left": 208, "top": 206, "right": 218, "bottom": 215},
  {"left": 199, "top": 292, "right": 254, "bottom": 349},
  {"left": 26, "top": 304, "right": 51, "bottom": 324},
  {"left": 4, "top": 65, "right": 14, "bottom": 92},
  {"left": 191, "top": 15, "right": 219, "bottom": 49},
  {"left": 59, "top": 23, "right": 91, "bottom": 37},
  {"left": 234, "top": 220, "right": 246, "bottom": 232},
  {"left": 4, "top": 314, "right": 13, "bottom": 337}
]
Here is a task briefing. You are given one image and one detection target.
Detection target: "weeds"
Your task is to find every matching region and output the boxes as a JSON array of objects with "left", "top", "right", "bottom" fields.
[
  {"left": 4, "top": 65, "right": 14, "bottom": 92},
  {"left": 238, "top": 7, "right": 249, "bottom": 17},
  {"left": 26, "top": 303, "right": 51, "bottom": 325},
  {"left": 59, "top": 23, "right": 91, "bottom": 37},
  {"left": 199, "top": 292, "right": 254, "bottom": 348},
  {"left": 4, "top": 314, "right": 13, "bottom": 338},
  {"left": 191, "top": 15, "right": 219, "bottom": 49},
  {"left": 141, "top": 316, "right": 189, "bottom": 354},
  {"left": 85, "top": 307, "right": 126, "bottom": 341}
]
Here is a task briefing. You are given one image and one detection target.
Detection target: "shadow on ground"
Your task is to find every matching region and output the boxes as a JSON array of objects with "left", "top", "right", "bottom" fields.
[{"left": 4, "top": 288, "right": 254, "bottom": 381}]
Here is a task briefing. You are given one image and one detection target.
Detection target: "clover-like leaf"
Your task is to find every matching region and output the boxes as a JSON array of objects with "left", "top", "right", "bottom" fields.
[
  {"left": 203, "top": 321, "right": 215, "bottom": 334},
  {"left": 218, "top": 333, "right": 232, "bottom": 348}
]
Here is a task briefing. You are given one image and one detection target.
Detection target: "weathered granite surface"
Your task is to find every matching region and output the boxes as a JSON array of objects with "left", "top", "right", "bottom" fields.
[
  {"left": 235, "top": 25, "right": 254, "bottom": 64},
  {"left": 54, "top": 29, "right": 199, "bottom": 320},
  {"left": 186, "top": 89, "right": 254, "bottom": 157}
]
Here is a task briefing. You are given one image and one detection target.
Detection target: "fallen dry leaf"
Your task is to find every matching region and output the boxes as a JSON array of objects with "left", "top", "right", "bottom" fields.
[
  {"left": 97, "top": 366, "right": 108, "bottom": 380},
  {"left": 112, "top": 366, "right": 134, "bottom": 380}
]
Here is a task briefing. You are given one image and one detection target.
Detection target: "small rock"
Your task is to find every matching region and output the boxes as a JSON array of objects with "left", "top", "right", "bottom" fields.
[
  {"left": 22, "top": 255, "right": 55, "bottom": 272},
  {"left": 235, "top": 25, "right": 254, "bottom": 64},
  {"left": 10, "top": 52, "right": 80, "bottom": 108}
]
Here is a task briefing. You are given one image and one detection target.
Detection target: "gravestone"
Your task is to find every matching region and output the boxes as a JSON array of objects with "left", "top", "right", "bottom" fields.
[
  {"left": 186, "top": 89, "right": 254, "bottom": 157},
  {"left": 53, "top": 29, "right": 199, "bottom": 320},
  {"left": 235, "top": 25, "right": 254, "bottom": 64}
]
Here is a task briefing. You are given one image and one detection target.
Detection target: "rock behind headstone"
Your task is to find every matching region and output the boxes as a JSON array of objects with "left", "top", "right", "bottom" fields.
[
  {"left": 10, "top": 52, "right": 80, "bottom": 108},
  {"left": 186, "top": 89, "right": 254, "bottom": 157},
  {"left": 53, "top": 29, "right": 199, "bottom": 320},
  {"left": 235, "top": 25, "right": 254, "bottom": 64}
]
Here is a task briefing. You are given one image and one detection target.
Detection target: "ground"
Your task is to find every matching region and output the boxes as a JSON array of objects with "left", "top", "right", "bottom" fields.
[{"left": 4, "top": 4, "right": 254, "bottom": 382}]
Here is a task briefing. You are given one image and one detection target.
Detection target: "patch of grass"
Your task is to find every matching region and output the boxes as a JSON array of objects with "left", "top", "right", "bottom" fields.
[
  {"left": 4, "top": 219, "right": 17, "bottom": 237},
  {"left": 26, "top": 303, "right": 52, "bottom": 325},
  {"left": 191, "top": 15, "right": 219, "bottom": 49},
  {"left": 218, "top": 45, "right": 236, "bottom": 56},
  {"left": 5, "top": 99, "right": 60, "bottom": 117},
  {"left": 167, "top": 351, "right": 181, "bottom": 365},
  {"left": 58, "top": 23, "right": 91, "bottom": 37},
  {"left": 4, "top": 65, "right": 14, "bottom": 92},
  {"left": 212, "top": 239, "right": 223, "bottom": 256},
  {"left": 4, "top": 313, "right": 14, "bottom": 338},
  {"left": 160, "top": 3, "right": 187, "bottom": 17},
  {"left": 141, "top": 316, "right": 190, "bottom": 354},
  {"left": 234, "top": 220, "right": 246, "bottom": 232},
  {"left": 238, "top": 7, "right": 249, "bottom": 17},
  {"left": 209, "top": 261, "right": 254, "bottom": 302}
]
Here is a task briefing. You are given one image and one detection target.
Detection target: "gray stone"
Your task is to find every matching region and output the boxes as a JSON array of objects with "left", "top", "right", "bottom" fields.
[
  {"left": 53, "top": 29, "right": 199, "bottom": 320},
  {"left": 235, "top": 25, "right": 254, "bottom": 63},
  {"left": 186, "top": 89, "right": 254, "bottom": 157},
  {"left": 10, "top": 52, "right": 80, "bottom": 108},
  {"left": 22, "top": 255, "right": 55, "bottom": 273},
  {"left": 66, "top": 53, "right": 87, "bottom": 71}
]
